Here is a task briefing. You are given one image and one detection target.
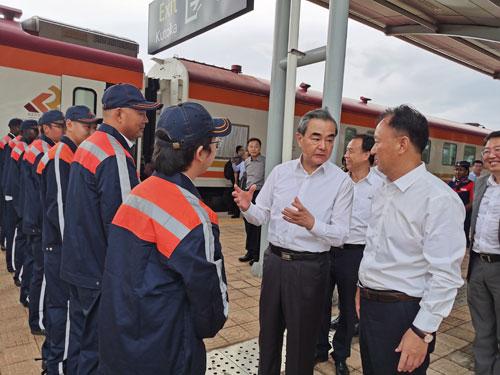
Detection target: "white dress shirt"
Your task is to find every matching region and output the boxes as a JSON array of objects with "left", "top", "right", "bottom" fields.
[
  {"left": 358, "top": 163, "right": 466, "bottom": 332},
  {"left": 345, "top": 169, "right": 384, "bottom": 245},
  {"left": 243, "top": 158, "right": 353, "bottom": 253},
  {"left": 472, "top": 175, "right": 500, "bottom": 255}
]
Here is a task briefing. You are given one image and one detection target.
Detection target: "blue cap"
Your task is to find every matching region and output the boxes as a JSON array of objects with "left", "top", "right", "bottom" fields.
[
  {"left": 39, "top": 110, "right": 65, "bottom": 126},
  {"left": 65, "top": 105, "right": 100, "bottom": 123},
  {"left": 157, "top": 102, "right": 231, "bottom": 148},
  {"left": 21, "top": 120, "right": 38, "bottom": 131},
  {"left": 102, "top": 83, "right": 162, "bottom": 111}
]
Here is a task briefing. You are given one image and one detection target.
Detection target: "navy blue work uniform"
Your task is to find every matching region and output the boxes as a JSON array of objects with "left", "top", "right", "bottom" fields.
[
  {"left": 0, "top": 133, "right": 15, "bottom": 254},
  {"left": 98, "top": 172, "right": 228, "bottom": 375},
  {"left": 23, "top": 135, "right": 54, "bottom": 334},
  {"left": 2, "top": 135, "right": 21, "bottom": 274},
  {"left": 39, "top": 136, "right": 80, "bottom": 375},
  {"left": 61, "top": 124, "right": 139, "bottom": 374}
]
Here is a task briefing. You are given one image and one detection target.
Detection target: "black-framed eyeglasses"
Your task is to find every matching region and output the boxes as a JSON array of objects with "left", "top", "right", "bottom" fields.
[{"left": 210, "top": 138, "right": 222, "bottom": 149}]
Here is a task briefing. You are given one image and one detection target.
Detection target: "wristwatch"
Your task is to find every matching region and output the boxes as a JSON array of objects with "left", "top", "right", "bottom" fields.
[{"left": 410, "top": 325, "right": 434, "bottom": 344}]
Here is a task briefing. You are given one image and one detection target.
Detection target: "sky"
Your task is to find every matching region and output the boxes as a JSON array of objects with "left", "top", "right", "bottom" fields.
[{"left": 3, "top": 0, "right": 499, "bottom": 130}]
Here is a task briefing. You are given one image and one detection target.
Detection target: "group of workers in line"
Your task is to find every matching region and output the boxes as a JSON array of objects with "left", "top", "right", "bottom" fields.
[{"left": 1, "top": 86, "right": 499, "bottom": 375}]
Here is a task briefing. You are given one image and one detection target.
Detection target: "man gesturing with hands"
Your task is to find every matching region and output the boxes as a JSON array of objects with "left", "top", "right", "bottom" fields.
[{"left": 233, "top": 108, "right": 353, "bottom": 375}]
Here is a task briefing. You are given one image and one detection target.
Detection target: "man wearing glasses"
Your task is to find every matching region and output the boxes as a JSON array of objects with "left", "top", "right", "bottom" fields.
[
  {"left": 233, "top": 108, "right": 353, "bottom": 375},
  {"left": 467, "top": 130, "right": 500, "bottom": 375}
]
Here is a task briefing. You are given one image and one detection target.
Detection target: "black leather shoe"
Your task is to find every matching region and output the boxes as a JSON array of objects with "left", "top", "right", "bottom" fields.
[
  {"left": 335, "top": 360, "right": 349, "bottom": 375},
  {"left": 238, "top": 254, "right": 252, "bottom": 262},
  {"left": 31, "top": 328, "right": 46, "bottom": 336},
  {"left": 14, "top": 278, "right": 21, "bottom": 287},
  {"left": 330, "top": 315, "right": 340, "bottom": 330},
  {"left": 314, "top": 353, "right": 329, "bottom": 364}
]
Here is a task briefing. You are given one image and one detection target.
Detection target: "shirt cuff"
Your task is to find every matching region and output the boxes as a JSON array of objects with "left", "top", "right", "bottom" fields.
[
  {"left": 309, "top": 219, "right": 325, "bottom": 237},
  {"left": 413, "top": 308, "right": 442, "bottom": 333},
  {"left": 242, "top": 203, "right": 257, "bottom": 220}
]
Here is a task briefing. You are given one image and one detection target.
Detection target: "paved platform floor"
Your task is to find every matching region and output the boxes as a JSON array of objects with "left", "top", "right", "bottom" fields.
[{"left": 0, "top": 215, "right": 476, "bottom": 374}]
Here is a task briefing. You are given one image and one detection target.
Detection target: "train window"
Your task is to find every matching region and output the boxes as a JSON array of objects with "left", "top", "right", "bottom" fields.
[
  {"left": 73, "top": 87, "right": 97, "bottom": 114},
  {"left": 463, "top": 145, "right": 476, "bottom": 164},
  {"left": 216, "top": 124, "right": 249, "bottom": 159},
  {"left": 442, "top": 142, "right": 457, "bottom": 166},
  {"left": 421, "top": 140, "right": 431, "bottom": 164},
  {"left": 344, "top": 127, "right": 357, "bottom": 153}
]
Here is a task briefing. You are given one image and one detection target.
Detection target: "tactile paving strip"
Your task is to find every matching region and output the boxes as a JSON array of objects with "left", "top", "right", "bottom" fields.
[{"left": 206, "top": 331, "right": 336, "bottom": 374}]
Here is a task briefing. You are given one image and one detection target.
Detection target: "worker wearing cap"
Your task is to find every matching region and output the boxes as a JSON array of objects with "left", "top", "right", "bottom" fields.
[
  {"left": 38, "top": 105, "right": 98, "bottom": 375},
  {"left": 448, "top": 160, "right": 474, "bottom": 247},
  {"left": 1, "top": 118, "right": 22, "bottom": 270},
  {"left": 6, "top": 120, "right": 39, "bottom": 307},
  {"left": 98, "top": 102, "right": 230, "bottom": 374},
  {"left": 21, "top": 110, "right": 64, "bottom": 342},
  {"left": 61, "top": 84, "right": 162, "bottom": 374}
]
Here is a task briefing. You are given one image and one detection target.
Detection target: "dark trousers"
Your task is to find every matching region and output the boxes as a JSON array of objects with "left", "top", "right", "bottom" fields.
[
  {"left": 45, "top": 245, "right": 75, "bottom": 374},
  {"left": 467, "top": 254, "right": 500, "bottom": 375},
  {"left": 71, "top": 286, "right": 101, "bottom": 375},
  {"left": 317, "top": 245, "right": 364, "bottom": 361},
  {"left": 15, "top": 222, "right": 31, "bottom": 304},
  {"left": 67, "top": 284, "right": 84, "bottom": 375},
  {"left": 359, "top": 296, "right": 435, "bottom": 374},
  {"left": 464, "top": 209, "right": 472, "bottom": 248},
  {"left": 243, "top": 190, "right": 261, "bottom": 261},
  {"left": 258, "top": 247, "right": 330, "bottom": 375},
  {"left": 28, "top": 234, "right": 45, "bottom": 331},
  {"left": 4, "top": 201, "right": 17, "bottom": 272}
]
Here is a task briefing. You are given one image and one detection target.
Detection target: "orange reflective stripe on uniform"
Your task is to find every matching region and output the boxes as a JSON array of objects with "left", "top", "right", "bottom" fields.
[
  {"left": 112, "top": 176, "right": 229, "bottom": 317},
  {"left": 11, "top": 142, "right": 27, "bottom": 161},
  {"left": 37, "top": 154, "right": 50, "bottom": 175}
]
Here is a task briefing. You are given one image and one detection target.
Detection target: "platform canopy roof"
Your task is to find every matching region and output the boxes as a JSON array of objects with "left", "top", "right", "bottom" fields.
[{"left": 308, "top": 0, "right": 500, "bottom": 79}]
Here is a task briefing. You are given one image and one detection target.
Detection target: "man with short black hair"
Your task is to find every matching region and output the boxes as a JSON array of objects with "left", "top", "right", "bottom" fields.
[
  {"left": 38, "top": 105, "right": 98, "bottom": 375},
  {"left": 98, "top": 102, "right": 230, "bottom": 374},
  {"left": 61, "top": 84, "right": 162, "bottom": 374},
  {"left": 316, "top": 134, "right": 383, "bottom": 374},
  {"left": 233, "top": 108, "right": 353, "bottom": 375},
  {"left": 449, "top": 160, "right": 474, "bottom": 247},
  {"left": 467, "top": 130, "right": 500, "bottom": 375},
  {"left": 1, "top": 118, "right": 21, "bottom": 269},
  {"left": 357, "top": 105, "right": 466, "bottom": 374},
  {"left": 469, "top": 159, "right": 484, "bottom": 182},
  {"left": 239, "top": 137, "right": 265, "bottom": 264}
]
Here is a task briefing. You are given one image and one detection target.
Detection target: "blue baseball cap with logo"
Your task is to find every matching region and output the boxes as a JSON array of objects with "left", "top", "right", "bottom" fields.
[
  {"left": 21, "top": 120, "right": 38, "bottom": 131},
  {"left": 102, "top": 83, "right": 163, "bottom": 111},
  {"left": 156, "top": 102, "right": 231, "bottom": 148},
  {"left": 38, "top": 110, "right": 65, "bottom": 126},
  {"left": 65, "top": 105, "right": 100, "bottom": 123}
]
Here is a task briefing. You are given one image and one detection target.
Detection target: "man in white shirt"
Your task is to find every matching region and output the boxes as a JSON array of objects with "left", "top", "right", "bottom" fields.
[
  {"left": 316, "top": 134, "right": 383, "bottom": 375},
  {"left": 357, "top": 105, "right": 466, "bottom": 374},
  {"left": 233, "top": 108, "right": 353, "bottom": 375},
  {"left": 467, "top": 130, "right": 500, "bottom": 375},
  {"left": 468, "top": 159, "right": 484, "bottom": 182}
]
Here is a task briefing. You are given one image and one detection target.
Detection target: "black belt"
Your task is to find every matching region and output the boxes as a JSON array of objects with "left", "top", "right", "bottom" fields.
[
  {"left": 478, "top": 252, "right": 500, "bottom": 263},
  {"left": 359, "top": 287, "right": 421, "bottom": 303},
  {"left": 337, "top": 243, "right": 365, "bottom": 250},
  {"left": 270, "top": 244, "right": 326, "bottom": 261}
]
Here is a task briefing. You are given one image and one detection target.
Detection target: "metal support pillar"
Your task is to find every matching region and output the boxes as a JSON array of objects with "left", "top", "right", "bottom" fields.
[
  {"left": 251, "top": 0, "right": 291, "bottom": 277},
  {"left": 281, "top": 0, "right": 302, "bottom": 162},
  {"left": 323, "top": 0, "right": 350, "bottom": 164}
]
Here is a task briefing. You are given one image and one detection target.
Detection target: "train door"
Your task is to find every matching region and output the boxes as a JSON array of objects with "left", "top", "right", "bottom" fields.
[{"left": 60, "top": 75, "right": 106, "bottom": 117}]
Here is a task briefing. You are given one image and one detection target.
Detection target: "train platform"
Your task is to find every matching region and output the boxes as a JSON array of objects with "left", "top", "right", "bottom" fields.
[{"left": 0, "top": 216, "right": 475, "bottom": 374}]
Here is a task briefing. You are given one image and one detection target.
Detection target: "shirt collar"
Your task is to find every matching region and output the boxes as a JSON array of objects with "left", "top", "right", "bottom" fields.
[
  {"left": 98, "top": 123, "right": 134, "bottom": 151},
  {"left": 295, "top": 155, "right": 327, "bottom": 176},
  {"left": 487, "top": 174, "right": 499, "bottom": 186},
  {"left": 392, "top": 163, "right": 427, "bottom": 192},
  {"left": 153, "top": 171, "right": 202, "bottom": 199},
  {"left": 40, "top": 134, "right": 55, "bottom": 147},
  {"left": 61, "top": 136, "right": 78, "bottom": 153}
]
